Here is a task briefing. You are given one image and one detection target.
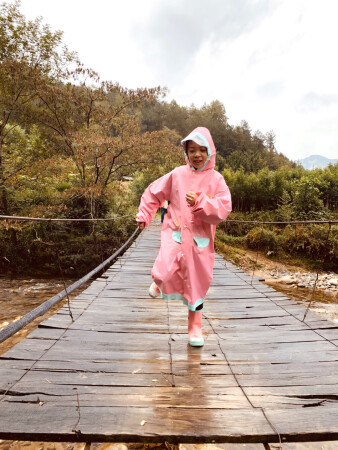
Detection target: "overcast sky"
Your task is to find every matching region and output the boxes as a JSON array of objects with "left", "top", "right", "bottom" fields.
[{"left": 19, "top": 0, "right": 338, "bottom": 161}]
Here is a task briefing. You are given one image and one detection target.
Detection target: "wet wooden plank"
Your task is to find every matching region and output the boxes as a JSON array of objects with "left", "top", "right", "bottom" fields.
[
  {"left": 270, "top": 442, "right": 338, "bottom": 449},
  {"left": 0, "top": 403, "right": 275, "bottom": 443},
  {"left": 232, "top": 361, "right": 338, "bottom": 387},
  {"left": 3, "top": 386, "right": 250, "bottom": 409},
  {"left": 180, "top": 445, "right": 265, "bottom": 450},
  {"left": 264, "top": 404, "right": 338, "bottom": 440},
  {"left": 214, "top": 329, "right": 325, "bottom": 344},
  {"left": 245, "top": 384, "right": 338, "bottom": 398}
]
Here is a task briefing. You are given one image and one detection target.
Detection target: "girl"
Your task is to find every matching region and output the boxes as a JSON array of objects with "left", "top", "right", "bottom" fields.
[{"left": 136, "top": 127, "right": 232, "bottom": 346}]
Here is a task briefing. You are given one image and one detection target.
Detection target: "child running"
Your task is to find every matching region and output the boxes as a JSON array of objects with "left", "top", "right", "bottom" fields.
[{"left": 136, "top": 127, "right": 232, "bottom": 347}]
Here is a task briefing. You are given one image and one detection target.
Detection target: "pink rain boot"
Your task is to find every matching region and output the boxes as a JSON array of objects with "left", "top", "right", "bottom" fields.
[{"left": 188, "top": 310, "right": 204, "bottom": 347}]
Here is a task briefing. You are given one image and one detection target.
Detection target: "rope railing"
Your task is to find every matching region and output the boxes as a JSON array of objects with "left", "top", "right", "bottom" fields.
[
  {"left": 227, "top": 219, "right": 338, "bottom": 225},
  {"left": 0, "top": 213, "right": 136, "bottom": 222},
  {"left": 0, "top": 227, "right": 139, "bottom": 344},
  {"left": 1, "top": 215, "right": 337, "bottom": 225}
]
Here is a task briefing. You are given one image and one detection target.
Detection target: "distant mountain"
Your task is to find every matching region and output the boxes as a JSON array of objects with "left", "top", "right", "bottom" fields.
[{"left": 298, "top": 155, "right": 338, "bottom": 170}]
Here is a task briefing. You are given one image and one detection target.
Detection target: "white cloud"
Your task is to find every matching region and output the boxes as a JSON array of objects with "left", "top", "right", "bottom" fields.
[
  {"left": 297, "top": 92, "right": 338, "bottom": 112},
  {"left": 19, "top": 0, "right": 157, "bottom": 87},
  {"left": 17, "top": 0, "right": 338, "bottom": 160},
  {"left": 167, "top": 0, "right": 338, "bottom": 159},
  {"left": 256, "top": 81, "right": 285, "bottom": 99},
  {"left": 134, "top": 0, "right": 274, "bottom": 84}
]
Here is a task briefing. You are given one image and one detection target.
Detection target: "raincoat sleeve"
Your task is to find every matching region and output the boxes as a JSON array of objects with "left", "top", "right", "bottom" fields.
[
  {"left": 136, "top": 172, "right": 172, "bottom": 226},
  {"left": 191, "top": 176, "right": 232, "bottom": 225}
]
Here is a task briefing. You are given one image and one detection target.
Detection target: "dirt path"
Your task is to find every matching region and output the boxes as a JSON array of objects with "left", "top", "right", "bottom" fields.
[
  {"left": 233, "top": 248, "right": 337, "bottom": 291},
  {"left": 223, "top": 248, "right": 337, "bottom": 324}
]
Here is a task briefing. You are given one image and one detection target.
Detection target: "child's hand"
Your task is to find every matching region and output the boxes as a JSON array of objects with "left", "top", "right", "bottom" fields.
[
  {"left": 137, "top": 222, "right": 146, "bottom": 230},
  {"left": 186, "top": 191, "right": 198, "bottom": 206}
]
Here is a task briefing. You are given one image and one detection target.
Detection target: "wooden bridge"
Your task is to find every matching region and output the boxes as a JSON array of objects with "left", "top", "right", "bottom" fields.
[{"left": 0, "top": 221, "right": 337, "bottom": 448}]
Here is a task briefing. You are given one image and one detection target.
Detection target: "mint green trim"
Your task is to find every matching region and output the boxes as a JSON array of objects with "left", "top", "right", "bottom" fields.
[
  {"left": 161, "top": 292, "right": 184, "bottom": 301},
  {"left": 172, "top": 231, "right": 182, "bottom": 243},
  {"left": 161, "top": 292, "right": 204, "bottom": 311},
  {"left": 193, "top": 236, "right": 210, "bottom": 248},
  {"left": 189, "top": 336, "right": 205, "bottom": 347},
  {"left": 181, "top": 132, "right": 211, "bottom": 171},
  {"left": 185, "top": 297, "right": 204, "bottom": 311}
]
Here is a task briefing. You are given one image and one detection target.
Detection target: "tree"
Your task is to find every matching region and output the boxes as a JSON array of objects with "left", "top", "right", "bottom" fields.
[
  {"left": 293, "top": 177, "right": 326, "bottom": 219},
  {"left": 276, "top": 190, "right": 295, "bottom": 221},
  {"left": 320, "top": 163, "right": 338, "bottom": 210},
  {"left": 32, "top": 67, "right": 181, "bottom": 216},
  {"left": 0, "top": 124, "right": 45, "bottom": 208},
  {"left": 0, "top": 0, "right": 77, "bottom": 213}
]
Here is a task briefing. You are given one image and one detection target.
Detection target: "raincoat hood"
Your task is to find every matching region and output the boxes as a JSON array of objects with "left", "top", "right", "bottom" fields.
[{"left": 181, "top": 127, "right": 216, "bottom": 171}]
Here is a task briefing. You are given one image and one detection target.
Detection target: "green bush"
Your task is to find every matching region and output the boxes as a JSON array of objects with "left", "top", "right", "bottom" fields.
[
  {"left": 216, "top": 231, "right": 245, "bottom": 247},
  {"left": 245, "top": 227, "right": 278, "bottom": 251},
  {"left": 0, "top": 218, "right": 136, "bottom": 277},
  {"left": 216, "top": 218, "right": 337, "bottom": 271},
  {"left": 279, "top": 224, "right": 337, "bottom": 269},
  {"left": 222, "top": 164, "right": 338, "bottom": 213}
]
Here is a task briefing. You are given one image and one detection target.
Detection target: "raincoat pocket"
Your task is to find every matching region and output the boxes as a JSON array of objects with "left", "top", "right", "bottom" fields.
[
  {"left": 193, "top": 237, "right": 210, "bottom": 248},
  {"left": 172, "top": 231, "right": 182, "bottom": 244}
]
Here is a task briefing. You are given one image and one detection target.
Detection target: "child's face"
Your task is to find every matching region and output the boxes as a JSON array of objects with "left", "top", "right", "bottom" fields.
[{"left": 187, "top": 141, "right": 208, "bottom": 169}]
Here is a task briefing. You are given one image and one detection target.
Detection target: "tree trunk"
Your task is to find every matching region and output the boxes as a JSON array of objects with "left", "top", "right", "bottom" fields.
[{"left": 0, "top": 143, "right": 9, "bottom": 214}]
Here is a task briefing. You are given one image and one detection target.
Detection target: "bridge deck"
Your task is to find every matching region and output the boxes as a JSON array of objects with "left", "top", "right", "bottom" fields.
[{"left": 0, "top": 222, "right": 337, "bottom": 445}]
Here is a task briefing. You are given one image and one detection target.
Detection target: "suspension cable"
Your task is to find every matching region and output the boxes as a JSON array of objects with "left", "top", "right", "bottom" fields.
[
  {"left": 226, "top": 219, "right": 338, "bottom": 225},
  {"left": 0, "top": 227, "right": 139, "bottom": 343},
  {"left": 1, "top": 214, "right": 337, "bottom": 225},
  {"left": 0, "top": 213, "right": 136, "bottom": 222}
]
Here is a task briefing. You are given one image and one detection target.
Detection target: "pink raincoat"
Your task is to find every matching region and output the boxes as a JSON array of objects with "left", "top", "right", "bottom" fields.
[{"left": 136, "top": 127, "right": 232, "bottom": 311}]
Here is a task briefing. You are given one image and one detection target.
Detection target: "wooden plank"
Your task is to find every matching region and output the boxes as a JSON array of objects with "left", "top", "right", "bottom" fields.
[
  {"left": 269, "top": 442, "right": 338, "bottom": 449},
  {"left": 264, "top": 404, "right": 338, "bottom": 440},
  {"left": 1, "top": 370, "right": 172, "bottom": 390},
  {"left": 0, "top": 404, "right": 275, "bottom": 443},
  {"left": 179, "top": 445, "right": 265, "bottom": 450},
  {"left": 232, "top": 361, "right": 338, "bottom": 387},
  {"left": 2, "top": 386, "right": 250, "bottom": 409},
  {"left": 245, "top": 384, "right": 338, "bottom": 397},
  {"left": 313, "top": 328, "right": 338, "bottom": 340},
  {"left": 213, "top": 330, "right": 325, "bottom": 344},
  {"left": 236, "top": 373, "right": 338, "bottom": 388},
  {"left": 246, "top": 394, "right": 337, "bottom": 409},
  {"left": 208, "top": 316, "right": 307, "bottom": 330},
  {"left": 0, "top": 368, "right": 237, "bottom": 389}
]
